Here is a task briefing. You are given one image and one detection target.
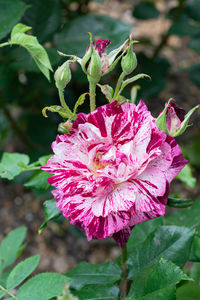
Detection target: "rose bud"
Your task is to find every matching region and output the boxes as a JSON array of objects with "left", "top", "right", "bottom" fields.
[
  {"left": 156, "top": 99, "right": 199, "bottom": 137},
  {"left": 54, "top": 61, "right": 72, "bottom": 90},
  {"left": 121, "top": 40, "right": 137, "bottom": 75}
]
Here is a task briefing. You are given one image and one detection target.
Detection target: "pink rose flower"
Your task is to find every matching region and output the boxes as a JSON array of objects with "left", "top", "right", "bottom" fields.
[{"left": 42, "top": 101, "right": 187, "bottom": 247}]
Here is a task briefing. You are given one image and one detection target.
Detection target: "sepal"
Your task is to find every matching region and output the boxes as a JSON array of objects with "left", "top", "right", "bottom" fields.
[
  {"left": 97, "top": 84, "right": 114, "bottom": 102},
  {"left": 42, "top": 105, "right": 74, "bottom": 119},
  {"left": 156, "top": 99, "right": 199, "bottom": 137},
  {"left": 73, "top": 93, "right": 89, "bottom": 114}
]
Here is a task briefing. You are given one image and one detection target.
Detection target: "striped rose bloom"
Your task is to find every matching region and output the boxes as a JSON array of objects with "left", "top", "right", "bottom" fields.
[{"left": 42, "top": 101, "right": 187, "bottom": 247}]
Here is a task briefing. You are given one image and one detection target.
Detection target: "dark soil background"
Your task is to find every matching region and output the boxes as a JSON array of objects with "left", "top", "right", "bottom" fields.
[{"left": 1, "top": 0, "right": 200, "bottom": 274}]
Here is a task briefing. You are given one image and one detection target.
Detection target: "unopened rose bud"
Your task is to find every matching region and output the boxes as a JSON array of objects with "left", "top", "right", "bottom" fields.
[
  {"left": 121, "top": 41, "right": 137, "bottom": 75},
  {"left": 156, "top": 99, "right": 199, "bottom": 137},
  {"left": 88, "top": 48, "right": 102, "bottom": 80},
  {"left": 54, "top": 61, "right": 72, "bottom": 89},
  {"left": 58, "top": 120, "right": 72, "bottom": 134},
  {"left": 166, "top": 102, "right": 185, "bottom": 135}
]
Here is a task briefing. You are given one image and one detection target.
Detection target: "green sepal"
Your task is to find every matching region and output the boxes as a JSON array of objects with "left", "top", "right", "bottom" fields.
[
  {"left": 173, "top": 104, "right": 200, "bottom": 137},
  {"left": 119, "top": 73, "right": 150, "bottom": 94},
  {"left": 73, "top": 93, "right": 89, "bottom": 114},
  {"left": 80, "top": 32, "right": 93, "bottom": 74},
  {"left": 167, "top": 196, "right": 193, "bottom": 208},
  {"left": 155, "top": 99, "right": 172, "bottom": 134},
  {"left": 97, "top": 84, "right": 114, "bottom": 102},
  {"left": 42, "top": 105, "right": 73, "bottom": 119},
  {"left": 130, "top": 85, "right": 140, "bottom": 103}
]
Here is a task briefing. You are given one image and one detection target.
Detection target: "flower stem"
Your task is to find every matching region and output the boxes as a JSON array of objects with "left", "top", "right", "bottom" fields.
[
  {"left": 0, "top": 42, "right": 9, "bottom": 48},
  {"left": 58, "top": 89, "right": 74, "bottom": 118},
  {"left": 89, "top": 80, "right": 96, "bottom": 112},
  {"left": 0, "top": 284, "right": 16, "bottom": 298},
  {"left": 113, "top": 72, "right": 125, "bottom": 100},
  {"left": 121, "top": 244, "right": 128, "bottom": 298}
]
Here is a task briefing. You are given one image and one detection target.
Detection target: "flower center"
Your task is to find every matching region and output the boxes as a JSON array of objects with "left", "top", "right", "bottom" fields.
[{"left": 92, "top": 152, "right": 108, "bottom": 177}]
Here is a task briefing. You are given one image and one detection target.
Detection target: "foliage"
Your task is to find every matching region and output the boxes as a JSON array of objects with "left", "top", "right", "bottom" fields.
[
  {"left": 0, "top": 0, "right": 200, "bottom": 299},
  {"left": 0, "top": 227, "right": 69, "bottom": 299}
]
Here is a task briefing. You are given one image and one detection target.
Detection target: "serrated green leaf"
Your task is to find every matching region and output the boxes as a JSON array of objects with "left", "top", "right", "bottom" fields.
[
  {"left": 39, "top": 199, "right": 61, "bottom": 233},
  {"left": 22, "top": 0, "right": 62, "bottom": 42},
  {"left": 133, "top": 2, "right": 160, "bottom": 20},
  {"left": 24, "top": 170, "right": 51, "bottom": 191},
  {"left": 0, "top": 0, "right": 28, "bottom": 40},
  {"left": 127, "top": 226, "right": 195, "bottom": 279},
  {"left": 0, "top": 227, "right": 27, "bottom": 272},
  {"left": 7, "top": 255, "right": 40, "bottom": 289},
  {"left": 166, "top": 199, "right": 200, "bottom": 228},
  {"left": 127, "top": 258, "right": 190, "bottom": 300},
  {"left": 76, "top": 284, "right": 120, "bottom": 300},
  {"left": 73, "top": 93, "right": 88, "bottom": 114},
  {"left": 9, "top": 23, "right": 52, "bottom": 80},
  {"left": 0, "top": 152, "right": 30, "bottom": 180},
  {"left": 176, "top": 283, "right": 200, "bottom": 300},
  {"left": 42, "top": 105, "right": 72, "bottom": 119},
  {"left": 17, "top": 272, "right": 67, "bottom": 300},
  {"left": 54, "top": 14, "right": 131, "bottom": 57},
  {"left": 176, "top": 164, "right": 197, "bottom": 188},
  {"left": 67, "top": 261, "right": 122, "bottom": 290},
  {"left": 127, "top": 217, "right": 164, "bottom": 251}
]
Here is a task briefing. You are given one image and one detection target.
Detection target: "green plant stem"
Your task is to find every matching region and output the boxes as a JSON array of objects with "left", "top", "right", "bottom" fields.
[
  {"left": 58, "top": 89, "right": 74, "bottom": 118},
  {"left": 113, "top": 72, "right": 125, "bottom": 100},
  {"left": 0, "top": 42, "right": 9, "bottom": 48},
  {"left": 89, "top": 80, "right": 96, "bottom": 112},
  {"left": 121, "top": 244, "right": 128, "bottom": 298},
  {"left": 0, "top": 285, "right": 16, "bottom": 298}
]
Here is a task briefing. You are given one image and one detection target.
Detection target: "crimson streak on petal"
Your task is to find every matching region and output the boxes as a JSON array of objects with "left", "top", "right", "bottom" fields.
[{"left": 42, "top": 101, "right": 187, "bottom": 247}]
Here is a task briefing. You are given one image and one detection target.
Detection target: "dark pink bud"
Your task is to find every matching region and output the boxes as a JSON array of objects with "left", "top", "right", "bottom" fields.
[{"left": 166, "top": 101, "right": 185, "bottom": 134}]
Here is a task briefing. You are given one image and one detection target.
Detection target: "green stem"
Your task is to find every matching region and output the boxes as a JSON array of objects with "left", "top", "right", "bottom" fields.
[
  {"left": 89, "top": 80, "right": 96, "bottom": 112},
  {"left": 0, "top": 42, "right": 9, "bottom": 48},
  {"left": 58, "top": 89, "right": 74, "bottom": 118},
  {"left": 113, "top": 72, "right": 125, "bottom": 100},
  {"left": 0, "top": 285, "right": 16, "bottom": 298},
  {"left": 121, "top": 244, "right": 128, "bottom": 298}
]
